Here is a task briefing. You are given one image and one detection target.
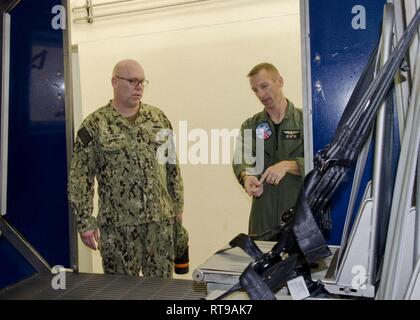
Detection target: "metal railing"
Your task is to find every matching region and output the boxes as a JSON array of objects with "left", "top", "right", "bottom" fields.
[{"left": 72, "top": 0, "right": 216, "bottom": 23}]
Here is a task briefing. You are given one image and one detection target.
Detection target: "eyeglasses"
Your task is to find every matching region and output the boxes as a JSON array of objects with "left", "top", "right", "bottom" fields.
[{"left": 115, "top": 76, "right": 149, "bottom": 88}]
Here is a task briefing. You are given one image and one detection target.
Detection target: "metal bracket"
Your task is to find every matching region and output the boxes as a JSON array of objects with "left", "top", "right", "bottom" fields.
[
  {"left": 0, "top": 216, "right": 51, "bottom": 273},
  {"left": 322, "top": 183, "right": 376, "bottom": 298},
  {"left": 86, "top": 0, "right": 93, "bottom": 23}
]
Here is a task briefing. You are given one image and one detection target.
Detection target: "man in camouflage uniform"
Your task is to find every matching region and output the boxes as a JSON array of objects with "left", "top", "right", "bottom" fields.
[
  {"left": 68, "top": 59, "right": 186, "bottom": 278},
  {"left": 233, "top": 63, "right": 304, "bottom": 240}
]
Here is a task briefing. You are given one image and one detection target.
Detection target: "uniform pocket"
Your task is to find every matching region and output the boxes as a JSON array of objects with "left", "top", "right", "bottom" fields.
[
  {"left": 285, "top": 139, "right": 304, "bottom": 158},
  {"left": 102, "top": 143, "right": 127, "bottom": 170}
]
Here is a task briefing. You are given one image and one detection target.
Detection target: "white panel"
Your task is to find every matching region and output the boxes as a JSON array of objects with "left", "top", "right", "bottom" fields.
[
  {"left": 405, "top": 256, "right": 420, "bottom": 299},
  {"left": 393, "top": 207, "right": 416, "bottom": 298}
]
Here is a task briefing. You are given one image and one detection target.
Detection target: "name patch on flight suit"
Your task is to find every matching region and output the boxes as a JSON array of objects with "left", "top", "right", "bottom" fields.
[
  {"left": 256, "top": 121, "right": 272, "bottom": 140},
  {"left": 281, "top": 130, "right": 301, "bottom": 140}
]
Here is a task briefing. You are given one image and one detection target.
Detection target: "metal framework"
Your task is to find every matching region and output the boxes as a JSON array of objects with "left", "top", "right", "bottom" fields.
[
  {"left": 321, "top": 1, "right": 420, "bottom": 300},
  {"left": 299, "top": 0, "right": 419, "bottom": 300},
  {"left": 317, "top": 5, "right": 396, "bottom": 298},
  {"left": 0, "top": 0, "right": 77, "bottom": 274},
  {"left": 0, "top": 0, "right": 52, "bottom": 274},
  {"left": 64, "top": 0, "right": 79, "bottom": 272},
  {"left": 0, "top": 11, "right": 9, "bottom": 217},
  {"left": 0, "top": 0, "right": 18, "bottom": 217},
  {"left": 300, "top": 0, "right": 314, "bottom": 173},
  {"left": 376, "top": 43, "right": 420, "bottom": 300},
  {"left": 369, "top": 2, "right": 395, "bottom": 287},
  {"left": 376, "top": 0, "right": 420, "bottom": 300},
  {"left": 0, "top": 216, "right": 51, "bottom": 273}
]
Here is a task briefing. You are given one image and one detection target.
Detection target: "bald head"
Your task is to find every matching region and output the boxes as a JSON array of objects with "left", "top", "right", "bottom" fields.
[{"left": 112, "top": 59, "right": 143, "bottom": 77}]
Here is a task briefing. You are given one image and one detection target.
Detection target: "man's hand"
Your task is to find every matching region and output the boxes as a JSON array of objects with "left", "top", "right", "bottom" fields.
[
  {"left": 244, "top": 175, "right": 264, "bottom": 198},
  {"left": 80, "top": 229, "right": 100, "bottom": 250},
  {"left": 260, "top": 160, "right": 300, "bottom": 185}
]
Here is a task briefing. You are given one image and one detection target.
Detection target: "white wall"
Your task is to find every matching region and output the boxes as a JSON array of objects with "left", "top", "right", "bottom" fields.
[{"left": 70, "top": 0, "right": 302, "bottom": 279}]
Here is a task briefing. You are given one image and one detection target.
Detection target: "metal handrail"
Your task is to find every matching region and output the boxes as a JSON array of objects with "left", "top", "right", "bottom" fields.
[
  {"left": 73, "top": 0, "right": 137, "bottom": 11},
  {"left": 73, "top": 0, "right": 215, "bottom": 23}
]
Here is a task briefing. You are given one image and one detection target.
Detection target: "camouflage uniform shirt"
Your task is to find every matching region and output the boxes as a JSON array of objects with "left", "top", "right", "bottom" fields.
[{"left": 68, "top": 102, "right": 183, "bottom": 233}]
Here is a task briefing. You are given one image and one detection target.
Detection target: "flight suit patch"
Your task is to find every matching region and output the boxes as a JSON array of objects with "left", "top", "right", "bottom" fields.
[
  {"left": 281, "top": 130, "right": 301, "bottom": 140},
  {"left": 256, "top": 121, "right": 272, "bottom": 140}
]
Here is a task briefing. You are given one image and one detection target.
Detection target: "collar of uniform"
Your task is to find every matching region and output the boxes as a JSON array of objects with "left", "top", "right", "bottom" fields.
[
  {"left": 283, "top": 99, "right": 295, "bottom": 121},
  {"left": 104, "top": 101, "right": 128, "bottom": 127},
  {"left": 136, "top": 104, "right": 155, "bottom": 125},
  {"left": 262, "top": 99, "right": 294, "bottom": 125},
  {"left": 107, "top": 100, "right": 148, "bottom": 126}
]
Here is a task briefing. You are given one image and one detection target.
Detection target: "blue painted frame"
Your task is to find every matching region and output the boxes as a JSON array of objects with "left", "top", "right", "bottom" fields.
[
  {"left": 308, "top": 0, "right": 387, "bottom": 244},
  {"left": 0, "top": 0, "right": 69, "bottom": 289}
]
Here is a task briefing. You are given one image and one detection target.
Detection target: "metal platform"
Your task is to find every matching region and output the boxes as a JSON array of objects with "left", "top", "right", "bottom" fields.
[
  {"left": 193, "top": 241, "right": 338, "bottom": 298},
  {"left": 193, "top": 241, "right": 275, "bottom": 292},
  {"left": 0, "top": 272, "right": 207, "bottom": 300}
]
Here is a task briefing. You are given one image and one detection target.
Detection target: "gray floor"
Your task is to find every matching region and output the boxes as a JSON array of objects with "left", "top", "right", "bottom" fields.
[{"left": 0, "top": 272, "right": 207, "bottom": 300}]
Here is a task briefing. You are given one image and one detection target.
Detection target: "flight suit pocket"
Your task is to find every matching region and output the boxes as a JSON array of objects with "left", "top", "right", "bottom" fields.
[
  {"left": 284, "top": 139, "right": 303, "bottom": 158},
  {"left": 288, "top": 146, "right": 303, "bottom": 159},
  {"left": 281, "top": 129, "right": 303, "bottom": 158}
]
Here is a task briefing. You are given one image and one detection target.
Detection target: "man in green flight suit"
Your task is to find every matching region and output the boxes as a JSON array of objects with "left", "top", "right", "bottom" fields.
[
  {"left": 68, "top": 59, "right": 188, "bottom": 278},
  {"left": 233, "top": 63, "right": 305, "bottom": 240}
]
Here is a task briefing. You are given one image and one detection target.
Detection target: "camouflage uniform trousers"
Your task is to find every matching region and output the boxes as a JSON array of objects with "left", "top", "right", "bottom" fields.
[{"left": 98, "top": 219, "right": 175, "bottom": 278}]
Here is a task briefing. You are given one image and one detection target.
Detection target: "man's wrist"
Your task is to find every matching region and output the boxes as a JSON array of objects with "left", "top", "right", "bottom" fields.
[
  {"left": 285, "top": 160, "right": 300, "bottom": 176},
  {"left": 239, "top": 171, "right": 251, "bottom": 185}
]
